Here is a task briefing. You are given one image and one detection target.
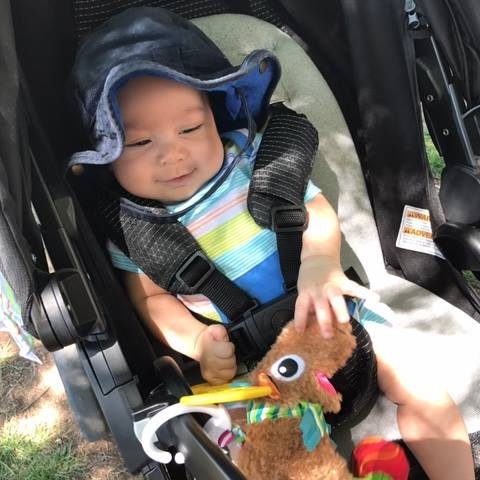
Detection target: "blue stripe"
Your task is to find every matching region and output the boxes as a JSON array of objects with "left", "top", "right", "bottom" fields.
[
  {"left": 207, "top": 252, "right": 285, "bottom": 320},
  {"left": 214, "top": 229, "right": 277, "bottom": 280},
  {"left": 232, "top": 251, "right": 285, "bottom": 304},
  {"left": 214, "top": 303, "right": 229, "bottom": 324},
  {"left": 221, "top": 130, "right": 257, "bottom": 156},
  {"left": 304, "top": 181, "right": 321, "bottom": 202},
  {"left": 347, "top": 298, "right": 389, "bottom": 326},
  {"left": 109, "top": 251, "right": 143, "bottom": 273}
]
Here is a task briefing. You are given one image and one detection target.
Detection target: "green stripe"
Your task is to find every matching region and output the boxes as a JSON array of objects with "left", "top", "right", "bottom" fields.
[
  {"left": 246, "top": 402, "right": 330, "bottom": 436},
  {"left": 270, "top": 405, "right": 279, "bottom": 420},
  {"left": 200, "top": 309, "right": 222, "bottom": 322},
  {"left": 197, "top": 211, "right": 262, "bottom": 259},
  {"left": 255, "top": 401, "right": 264, "bottom": 423}
]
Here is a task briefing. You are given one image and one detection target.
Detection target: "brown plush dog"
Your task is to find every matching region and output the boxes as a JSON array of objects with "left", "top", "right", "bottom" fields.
[{"left": 236, "top": 320, "right": 356, "bottom": 480}]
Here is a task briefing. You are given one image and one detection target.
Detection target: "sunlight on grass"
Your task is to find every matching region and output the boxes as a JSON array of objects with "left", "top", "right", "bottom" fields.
[
  {"left": 1, "top": 415, "right": 86, "bottom": 479},
  {"left": 13, "top": 404, "right": 61, "bottom": 437},
  {"left": 0, "top": 335, "right": 17, "bottom": 366},
  {"left": 39, "top": 365, "right": 66, "bottom": 397},
  {"left": 3, "top": 415, "right": 53, "bottom": 446}
]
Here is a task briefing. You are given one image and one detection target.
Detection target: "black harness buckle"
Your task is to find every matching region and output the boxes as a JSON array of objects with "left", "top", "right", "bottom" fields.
[
  {"left": 175, "top": 251, "right": 215, "bottom": 291},
  {"left": 227, "top": 289, "right": 298, "bottom": 363},
  {"left": 271, "top": 204, "right": 308, "bottom": 233}
]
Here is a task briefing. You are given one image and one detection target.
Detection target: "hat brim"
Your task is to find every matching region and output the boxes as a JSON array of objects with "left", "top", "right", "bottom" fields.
[{"left": 68, "top": 49, "right": 279, "bottom": 168}]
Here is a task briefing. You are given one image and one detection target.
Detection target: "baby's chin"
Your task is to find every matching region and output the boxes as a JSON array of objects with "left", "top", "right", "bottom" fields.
[
  {"left": 155, "top": 185, "right": 201, "bottom": 205},
  {"left": 159, "top": 173, "right": 221, "bottom": 204}
]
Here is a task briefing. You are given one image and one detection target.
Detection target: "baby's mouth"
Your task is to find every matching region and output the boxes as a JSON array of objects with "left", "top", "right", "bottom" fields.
[{"left": 164, "top": 170, "right": 195, "bottom": 185}]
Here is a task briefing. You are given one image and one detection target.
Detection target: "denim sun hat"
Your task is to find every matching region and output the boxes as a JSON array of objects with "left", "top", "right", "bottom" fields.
[{"left": 68, "top": 6, "right": 281, "bottom": 168}]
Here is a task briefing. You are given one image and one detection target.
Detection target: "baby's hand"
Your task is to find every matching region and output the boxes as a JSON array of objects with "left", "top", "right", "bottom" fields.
[
  {"left": 294, "top": 256, "right": 379, "bottom": 338},
  {"left": 195, "top": 324, "right": 237, "bottom": 385}
]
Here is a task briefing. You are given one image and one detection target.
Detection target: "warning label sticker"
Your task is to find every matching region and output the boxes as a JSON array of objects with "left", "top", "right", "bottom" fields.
[{"left": 396, "top": 205, "right": 445, "bottom": 259}]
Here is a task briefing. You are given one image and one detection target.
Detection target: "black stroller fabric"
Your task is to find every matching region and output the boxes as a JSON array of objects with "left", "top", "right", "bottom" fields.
[
  {"left": 419, "top": 0, "right": 480, "bottom": 109},
  {"left": 71, "top": 0, "right": 284, "bottom": 40},
  {"left": 4, "top": 0, "right": 480, "bottom": 479},
  {"left": 0, "top": 1, "right": 41, "bottom": 335},
  {"left": 341, "top": 0, "right": 480, "bottom": 318}
]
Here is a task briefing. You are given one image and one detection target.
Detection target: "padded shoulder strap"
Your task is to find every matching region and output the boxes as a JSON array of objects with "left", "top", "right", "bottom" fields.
[
  {"left": 98, "top": 193, "right": 198, "bottom": 294},
  {"left": 248, "top": 103, "right": 319, "bottom": 288},
  {"left": 248, "top": 103, "right": 319, "bottom": 227},
  {"left": 97, "top": 192, "right": 256, "bottom": 319}
]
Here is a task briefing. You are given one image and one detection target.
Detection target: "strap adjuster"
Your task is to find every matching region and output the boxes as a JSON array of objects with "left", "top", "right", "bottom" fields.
[
  {"left": 271, "top": 204, "right": 308, "bottom": 233},
  {"left": 175, "top": 251, "right": 215, "bottom": 291},
  {"left": 227, "top": 317, "right": 262, "bottom": 363}
]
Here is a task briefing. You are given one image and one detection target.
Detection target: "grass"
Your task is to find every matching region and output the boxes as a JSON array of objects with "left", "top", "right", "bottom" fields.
[
  {"left": 0, "top": 337, "right": 85, "bottom": 480},
  {"left": 0, "top": 334, "right": 136, "bottom": 480},
  {"left": 0, "top": 424, "right": 86, "bottom": 480},
  {"left": 461, "top": 270, "right": 480, "bottom": 292},
  {"left": 424, "top": 130, "right": 445, "bottom": 179},
  {"left": 423, "top": 130, "right": 480, "bottom": 291}
]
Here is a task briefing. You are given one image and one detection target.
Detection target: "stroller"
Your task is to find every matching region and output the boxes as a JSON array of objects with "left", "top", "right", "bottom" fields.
[{"left": 2, "top": 0, "right": 480, "bottom": 478}]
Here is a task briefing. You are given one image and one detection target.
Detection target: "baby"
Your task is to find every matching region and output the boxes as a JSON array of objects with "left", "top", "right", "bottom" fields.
[{"left": 69, "top": 7, "right": 474, "bottom": 479}]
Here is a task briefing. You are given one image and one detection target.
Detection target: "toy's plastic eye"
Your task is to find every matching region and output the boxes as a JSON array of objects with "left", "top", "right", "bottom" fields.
[{"left": 270, "top": 355, "right": 305, "bottom": 382}]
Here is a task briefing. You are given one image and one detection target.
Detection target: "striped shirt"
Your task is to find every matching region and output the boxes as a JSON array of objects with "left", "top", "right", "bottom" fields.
[{"left": 108, "top": 129, "right": 321, "bottom": 321}]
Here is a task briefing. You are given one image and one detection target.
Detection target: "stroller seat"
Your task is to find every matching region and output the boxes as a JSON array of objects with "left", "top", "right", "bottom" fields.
[
  {"left": 4, "top": 1, "right": 480, "bottom": 478},
  {"left": 193, "top": 13, "right": 480, "bottom": 448}
]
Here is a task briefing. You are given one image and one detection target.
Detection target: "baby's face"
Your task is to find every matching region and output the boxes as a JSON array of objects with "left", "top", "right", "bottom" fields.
[{"left": 112, "top": 76, "right": 224, "bottom": 203}]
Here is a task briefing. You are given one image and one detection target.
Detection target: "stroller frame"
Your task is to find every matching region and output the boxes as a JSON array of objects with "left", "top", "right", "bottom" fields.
[{"left": 2, "top": 0, "right": 480, "bottom": 478}]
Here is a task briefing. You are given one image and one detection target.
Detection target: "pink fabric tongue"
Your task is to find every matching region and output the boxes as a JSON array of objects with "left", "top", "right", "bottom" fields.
[{"left": 315, "top": 371, "right": 337, "bottom": 396}]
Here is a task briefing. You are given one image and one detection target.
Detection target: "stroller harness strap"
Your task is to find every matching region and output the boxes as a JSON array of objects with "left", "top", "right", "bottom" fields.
[
  {"left": 89, "top": 84, "right": 376, "bottom": 433},
  {"left": 98, "top": 194, "right": 257, "bottom": 320},
  {"left": 97, "top": 103, "right": 317, "bottom": 323},
  {"left": 249, "top": 103, "right": 317, "bottom": 289}
]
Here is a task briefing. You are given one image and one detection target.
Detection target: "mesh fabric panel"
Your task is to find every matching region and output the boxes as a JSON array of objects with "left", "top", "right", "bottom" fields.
[{"left": 72, "top": 0, "right": 284, "bottom": 40}]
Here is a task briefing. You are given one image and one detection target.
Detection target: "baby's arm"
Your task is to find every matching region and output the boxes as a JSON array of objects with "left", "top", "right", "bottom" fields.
[
  {"left": 123, "top": 271, "right": 237, "bottom": 384},
  {"left": 295, "top": 193, "right": 379, "bottom": 338}
]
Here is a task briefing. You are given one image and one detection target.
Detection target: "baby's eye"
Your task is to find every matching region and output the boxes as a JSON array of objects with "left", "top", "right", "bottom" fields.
[
  {"left": 124, "top": 139, "right": 151, "bottom": 147},
  {"left": 180, "top": 124, "right": 203, "bottom": 135}
]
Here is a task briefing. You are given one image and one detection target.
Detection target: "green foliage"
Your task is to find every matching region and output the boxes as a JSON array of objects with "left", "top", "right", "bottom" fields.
[
  {"left": 0, "top": 429, "right": 85, "bottom": 480},
  {"left": 424, "top": 130, "right": 445, "bottom": 178},
  {"left": 462, "top": 271, "right": 480, "bottom": 291}
]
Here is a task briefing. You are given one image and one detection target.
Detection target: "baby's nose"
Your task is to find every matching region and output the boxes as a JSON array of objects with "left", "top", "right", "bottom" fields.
[{"left": 157, "top": 141, "right": 185, "bottom": 166}]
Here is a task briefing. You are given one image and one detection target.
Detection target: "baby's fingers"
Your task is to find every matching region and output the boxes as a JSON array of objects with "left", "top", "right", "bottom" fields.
[
  {"left": 313, "top": 294, "right": 335, "bottom": 339},
  {"left": 325, "top": 284, "right": 350, "bottom": 324},
  {"left": 342, "top": 280, "right": 380, "bottom": 303},
  {"left": 294, "top": 291, "right": 311, "bottom": 333},
  {"left": 208, "top": 366, "right": 237, "bottom": 385},
  {"left": 212, "top": 340, "right": 235, "bottom": 360}
]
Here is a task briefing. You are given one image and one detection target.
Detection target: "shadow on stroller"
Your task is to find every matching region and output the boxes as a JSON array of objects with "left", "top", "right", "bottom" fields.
[{"left": 2, "top": 0, "right": 480, "bottom": 478}]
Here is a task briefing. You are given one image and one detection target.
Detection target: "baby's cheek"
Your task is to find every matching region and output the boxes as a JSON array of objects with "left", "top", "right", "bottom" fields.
[
  {"left": 111, "top": 159, "right": 125, "bottom": 185},
  {"left": 211, "top": 134, "right": 225, "bottom": 169},
  {"left": 112, "top": 160, "right": 149, "bottom": 196}
]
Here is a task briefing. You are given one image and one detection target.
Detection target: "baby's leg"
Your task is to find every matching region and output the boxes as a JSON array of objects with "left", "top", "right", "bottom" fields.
[{"left": 373, "top": 327, "right": 474, "bottom": 480}]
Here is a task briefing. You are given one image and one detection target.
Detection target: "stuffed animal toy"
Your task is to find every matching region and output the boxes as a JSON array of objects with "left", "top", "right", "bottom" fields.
[
  {"left": 233, "top": 320, "right": 409, "bottom": 480},
  {"left": 139, "top": 318, "right": 409, "bottom": 478}
]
